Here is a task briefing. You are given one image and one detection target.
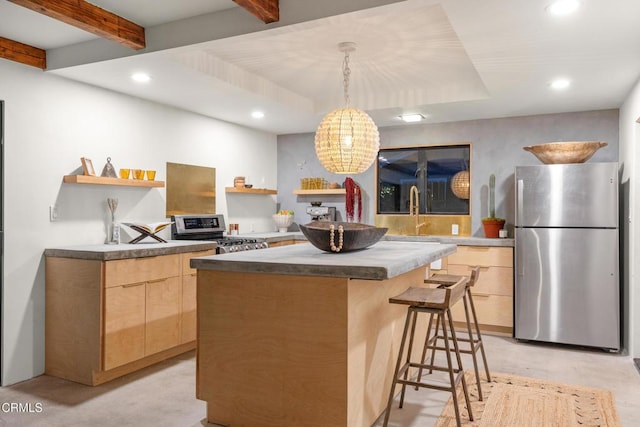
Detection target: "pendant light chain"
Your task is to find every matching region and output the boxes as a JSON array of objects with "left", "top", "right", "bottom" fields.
[{"left": 343, "top": 50, "right": 351, "bottom": 106}]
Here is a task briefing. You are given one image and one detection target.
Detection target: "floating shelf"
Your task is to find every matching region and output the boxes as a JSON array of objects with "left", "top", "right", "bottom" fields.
[
  {"left": 63, "top": 175, "right": 164, "bottom": 188},
  {"left": 225, "top": 187, "right": 277, "bottom": 195},
  {"left": 293, "top": 189, "right": 346, "bottom": 195}
]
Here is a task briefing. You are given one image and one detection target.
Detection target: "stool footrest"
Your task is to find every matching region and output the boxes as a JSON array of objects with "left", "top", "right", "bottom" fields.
[{"left": 396, "top": 377, "right": 461, "bottom": 393}]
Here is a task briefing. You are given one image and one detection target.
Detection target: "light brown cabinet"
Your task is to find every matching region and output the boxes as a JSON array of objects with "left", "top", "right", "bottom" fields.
[
  {"left": 267, "top": 239, "right": 308, "bottom": 248},
  {"left": 428, "top": 245, "right": 514, "bottom": 335},
  {"left": 45, "top": 248, "right": 215, "bottom": 385},
  {"left": 180, "top": 250, "right": 216, "bottom": 343},
  {"left": 104, "top": 282, "right": 146, "bottom": 370},
  {"left": 145, "top": 277, "right": 182, "bottom": 355}
]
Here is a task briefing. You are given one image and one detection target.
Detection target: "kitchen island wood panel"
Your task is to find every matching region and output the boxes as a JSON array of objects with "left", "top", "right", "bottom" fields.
[{"left": 193, "top": 241, "right": 456, "bottom": 427}]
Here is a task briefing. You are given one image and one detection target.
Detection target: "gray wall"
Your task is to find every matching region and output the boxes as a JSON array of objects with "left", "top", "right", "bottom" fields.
[{"left": 277, "top": 109, "right": 619, "bottom": 236}]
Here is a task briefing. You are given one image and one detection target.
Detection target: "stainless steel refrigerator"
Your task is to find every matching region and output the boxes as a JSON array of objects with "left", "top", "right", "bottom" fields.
[{"left": 514, "top": 162, "right": 620, "bottom": 350}]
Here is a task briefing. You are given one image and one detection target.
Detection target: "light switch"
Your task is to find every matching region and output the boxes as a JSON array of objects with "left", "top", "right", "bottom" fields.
[
  {"left": 451, "top": 224, "right": 459, "bottom": 235},
  {"left": 49, "top": 205, "right": 59, "bottom": 222}
]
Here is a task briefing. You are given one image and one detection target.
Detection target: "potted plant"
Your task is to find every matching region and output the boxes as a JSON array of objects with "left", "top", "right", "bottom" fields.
[{"left": 482, "top": 174, "right": 505, "bottom": 238}]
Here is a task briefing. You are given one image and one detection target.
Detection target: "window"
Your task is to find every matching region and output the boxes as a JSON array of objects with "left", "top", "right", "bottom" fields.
[{"left": 377, "top": 144, "right": 470, "bottom": 215}]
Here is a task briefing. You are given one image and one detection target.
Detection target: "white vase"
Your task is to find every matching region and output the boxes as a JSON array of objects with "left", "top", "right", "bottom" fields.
[{"left": 272, "top": 214, "right": 294, "bottom": 233}]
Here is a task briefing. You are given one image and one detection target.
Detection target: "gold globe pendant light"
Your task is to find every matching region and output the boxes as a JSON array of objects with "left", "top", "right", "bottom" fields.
[
  {"left": 315, "top": 42, "right": 380, "bottom": 174},
  {"left": 450, "top": 170, "right": 470, "bottom": 199}
]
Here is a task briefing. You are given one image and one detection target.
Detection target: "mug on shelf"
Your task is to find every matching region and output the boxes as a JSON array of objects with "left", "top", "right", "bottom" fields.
[
  {"left": 119, "top": 168, "right": 131, "bottom": 179},
  {"left": 133, "top": 169, "right": 145, "bottom": 180},
  {"left": 146, "top": 170, "right": 156, "bottom": 181}
]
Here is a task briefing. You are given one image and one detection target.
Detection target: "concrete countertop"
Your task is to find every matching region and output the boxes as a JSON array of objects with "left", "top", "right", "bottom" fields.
[
  {"left": 44, "top": 240, "right": 217, "bottom": 261},
  {"left": 382, "top": 234, "right": 515, "bottom": 247},
  {"left": 190, "top": 241, "right": 456, "bottom": 280},
  {"left": 242, "top": 231, "right": 514, "bottom": 248}
]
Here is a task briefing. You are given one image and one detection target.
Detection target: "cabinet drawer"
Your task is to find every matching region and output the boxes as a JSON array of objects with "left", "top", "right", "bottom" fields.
[
  {"left": 447, "top": 265, "right": 513, "bottom": 296},
  {"left": 145, "top": 276, "right": 181, "bottom": 356},
  {"left": 268, "top": 240, "right": 294, "bottom": 248},
  {"left": 451, "top": 294, "right": 512, "bottom": 328},
  {"left": 447, "top": 246, "right": 513, "bottom": 267},
  {"left": 181, "top": 250, "right": 216, "bottom": 275},
  {"left": 104, "top": 283, "right": 146, "bottom": 370},
  {"left": 104, "top": 254, "right": 180, "bottom": 288},
  {"left": 181, "top": 273, "right": 197, "bottom": 344}
]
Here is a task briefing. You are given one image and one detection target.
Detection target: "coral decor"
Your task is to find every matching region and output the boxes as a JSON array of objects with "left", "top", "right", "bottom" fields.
[{"left": 345, "top": 177, "right": 362, "bottom": 222}]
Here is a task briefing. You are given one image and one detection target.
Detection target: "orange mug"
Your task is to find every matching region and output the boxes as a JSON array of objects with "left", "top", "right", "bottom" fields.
[
  {"left": 133, "top": 169, "right": 144, "bottom": 180},
  {"left": 119, "top": 168, "right": 131, "bottom": 179},
  {"left": 146, "top": 170, "right": 156, "bottom": 181}
]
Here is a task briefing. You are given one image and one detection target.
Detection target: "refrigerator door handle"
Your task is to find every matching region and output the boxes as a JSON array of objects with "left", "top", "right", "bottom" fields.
[
  {"left": 516, "top": 179, "right": 524, "bottom": 226},
  {"left": 515, "top": 233, "right": 526, "bottom": 276}
]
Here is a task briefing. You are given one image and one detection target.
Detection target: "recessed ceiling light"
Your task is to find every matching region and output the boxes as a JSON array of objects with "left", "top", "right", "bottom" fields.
[
  {"left": 399, "top": 114, "right": 425, "bottom": 123},
  {"left": 251, "top": 111, "right": 265, "bottom": 119},
  {"left": 131, "top": 73, "right": 151, "bottom": 83},
  {"left": 550, "top": 78, "right": 571, "bottom": 90},
  {"left": 547, "top": 0, "right": 579, "bottom": 16}
]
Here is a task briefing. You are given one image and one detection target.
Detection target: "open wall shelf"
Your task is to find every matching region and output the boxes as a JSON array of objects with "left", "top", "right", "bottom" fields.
[
  {"left": 293, "top": 189, "right": 346, "bottom": 195},
  {"left": 225, "top": 187, "right": 277, "bottom": 195},
  {"left": 63, "top": 175, "right": 164, "bottom": 188}
]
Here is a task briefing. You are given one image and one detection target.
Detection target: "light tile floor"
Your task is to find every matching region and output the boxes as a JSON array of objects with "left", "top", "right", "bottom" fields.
[{"left": 0, "top": 335, "right": 638, "bottom": 426}]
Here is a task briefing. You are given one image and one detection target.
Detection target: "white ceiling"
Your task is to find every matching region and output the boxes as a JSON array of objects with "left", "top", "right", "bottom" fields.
[{"left": 2, "top": 0, "right": 640, "bottom": 135}]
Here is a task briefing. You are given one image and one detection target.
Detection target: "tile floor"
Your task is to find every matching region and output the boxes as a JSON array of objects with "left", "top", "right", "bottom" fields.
[{"left": 1, "top": 335, "right": 638, "bottom": 426}]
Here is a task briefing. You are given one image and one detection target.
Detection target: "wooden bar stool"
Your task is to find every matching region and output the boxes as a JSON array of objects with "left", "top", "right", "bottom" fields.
[
  {"left": 421, "top": 266, "right": 491, "bottom": 401},
  {"left": 382, "top": 278, "right": 473, "bottom": 427}
]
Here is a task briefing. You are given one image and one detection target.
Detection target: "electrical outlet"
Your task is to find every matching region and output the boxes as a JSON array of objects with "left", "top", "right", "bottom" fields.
[
  {"left": 451, "top": 224, "right": 459, "bottom": 235},
  {"left": 49, "top": 205, "right": 59, "bottom": 222}
]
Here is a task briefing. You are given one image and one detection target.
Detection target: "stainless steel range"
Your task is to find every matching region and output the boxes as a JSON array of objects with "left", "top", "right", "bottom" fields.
[{"left": 171, "top": 214, "right": 268, "bottom": 254}]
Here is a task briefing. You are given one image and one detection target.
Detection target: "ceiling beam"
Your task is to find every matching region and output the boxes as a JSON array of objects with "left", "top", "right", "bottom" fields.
[
  {"left": 8, "top": 0, "right": 145, "bottom": 50},
  {"left": 233, "top": 0, "right": 279, "bottom": 24},
  {"left": 0, "top": 36, "right": 46, "bottom": 69}
]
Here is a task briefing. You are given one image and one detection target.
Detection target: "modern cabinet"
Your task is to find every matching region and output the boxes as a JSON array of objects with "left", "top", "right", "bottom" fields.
[
  {"left": 45, "top": 247, "right": 215, "bottom": 385},
  {"left": 428, "top": 245, "right": 514, "bottom": 335},
  {"left": 104, "top": 282, "right": 146, "bottom": 370},
  {"left": 180, "top": 249, "right": 216, "bottom": 343},
  {"left": 267, "top": 239, "right": 307, "bottom": 248}
]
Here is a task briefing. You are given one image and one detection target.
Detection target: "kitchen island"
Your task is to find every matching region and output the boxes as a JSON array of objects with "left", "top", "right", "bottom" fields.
[{"left": 191, "top": 241, "right": 456, "bottom": 427}]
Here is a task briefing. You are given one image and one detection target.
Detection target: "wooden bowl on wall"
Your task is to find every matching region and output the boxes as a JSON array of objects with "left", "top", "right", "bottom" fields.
[{"left": 523, "top": 141, "right": 607, "bottom": 164}]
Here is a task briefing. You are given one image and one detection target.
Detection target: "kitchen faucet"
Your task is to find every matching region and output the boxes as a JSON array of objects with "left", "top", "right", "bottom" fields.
[{"left": 409, "top": 185, "right": 426, "bottom": 235}]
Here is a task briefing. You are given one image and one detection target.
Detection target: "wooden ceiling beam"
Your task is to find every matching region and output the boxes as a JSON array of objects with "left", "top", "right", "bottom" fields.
[
  {"left": 8, "top": 0, "right": 145, "bottom": 50},
  {"left": 233, "top": 0, "right": 279, "bottom": 24},
  {"left": 0, "top": 36, "right": 46, "bottom": 69}
]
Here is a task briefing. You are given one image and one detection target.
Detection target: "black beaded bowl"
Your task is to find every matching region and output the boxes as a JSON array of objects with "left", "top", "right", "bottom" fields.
[{"left": 299, "top": 221, "right": 388, "bottom": 253}]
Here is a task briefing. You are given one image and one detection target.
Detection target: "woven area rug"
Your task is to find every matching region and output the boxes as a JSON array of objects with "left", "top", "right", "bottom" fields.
[{"left": 436, "top": 371, "right": 621, "bottom": 426}]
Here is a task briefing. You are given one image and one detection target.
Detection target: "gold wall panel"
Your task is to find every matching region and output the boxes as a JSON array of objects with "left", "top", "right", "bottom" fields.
[
  {"left": 166, "top": 162, "right": 216, "bottom": 216},
  {"left": 374, "top": 214, "right": 471, "bottom": 237}
]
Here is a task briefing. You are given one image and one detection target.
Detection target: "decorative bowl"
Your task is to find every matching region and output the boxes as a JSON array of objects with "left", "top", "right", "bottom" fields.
[
  {"left": 523, "top": 141, "right": 607, "bottom": 164},
  {"left": 299, "top": 221, "right": 388, "bottom": 253},
  {"left": 272, "top": 214, "right": 294, "bottom": 233}
]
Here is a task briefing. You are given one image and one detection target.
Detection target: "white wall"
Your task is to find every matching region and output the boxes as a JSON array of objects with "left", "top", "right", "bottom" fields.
[
  {"left": 0, "top": 59, "right": 278, "bottom": 385},
  {"left": 620, "top": 77, "right": 640, "bottom": 358}
]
